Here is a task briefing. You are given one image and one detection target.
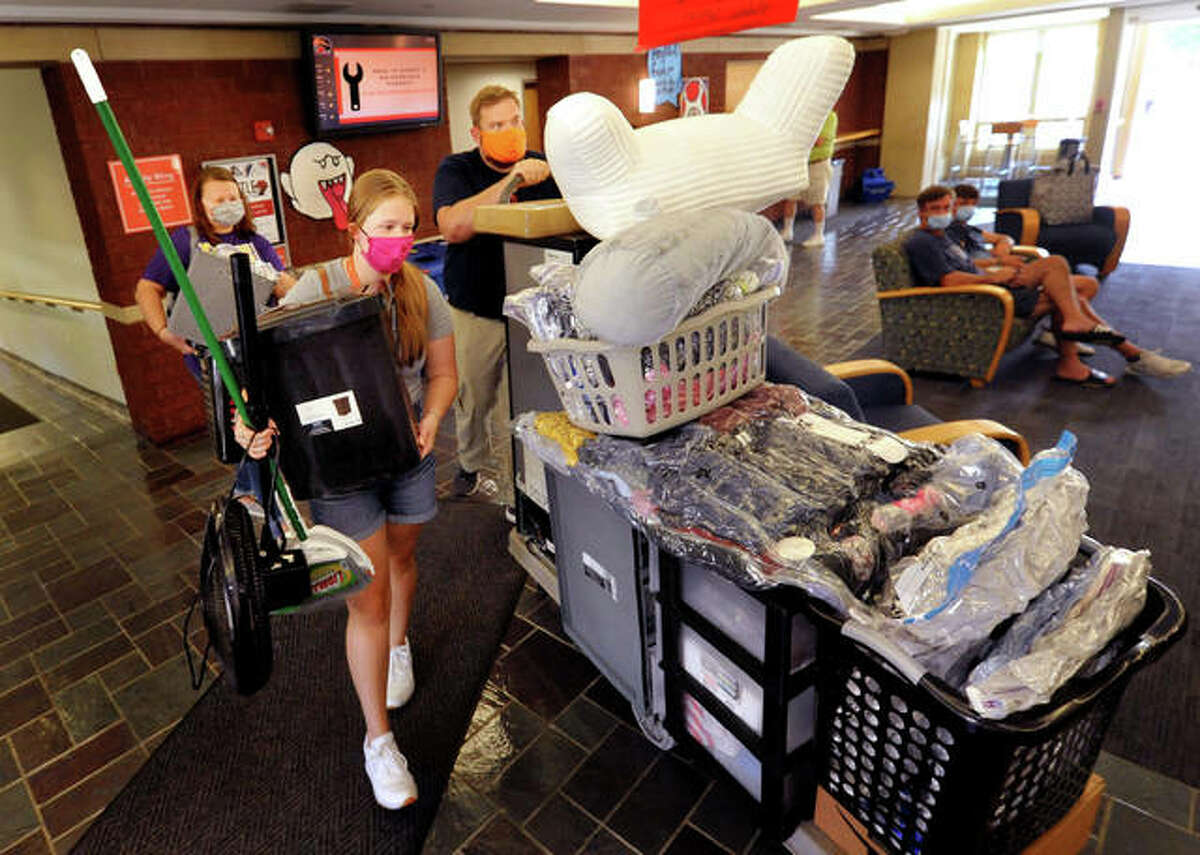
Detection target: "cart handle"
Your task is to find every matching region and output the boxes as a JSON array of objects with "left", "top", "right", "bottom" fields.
[{"left": 842, "top": 621, "right": 927, "bottom": 685}]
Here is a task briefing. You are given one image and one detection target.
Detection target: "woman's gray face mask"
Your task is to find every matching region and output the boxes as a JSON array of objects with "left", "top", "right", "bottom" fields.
[{"left": 210, "top": 199, "right": 245, "bottom": 227}]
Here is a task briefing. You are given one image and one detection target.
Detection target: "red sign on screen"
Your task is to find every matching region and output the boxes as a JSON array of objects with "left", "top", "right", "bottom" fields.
[
  {"left": 108, "top": 155, "right": 192, "bottom": 235},
  {"left": 638, "top": 0, "right": 799, "bottom": 51},
  {"left": 333, "top": 47, "right": 439, "bottom": 124}
]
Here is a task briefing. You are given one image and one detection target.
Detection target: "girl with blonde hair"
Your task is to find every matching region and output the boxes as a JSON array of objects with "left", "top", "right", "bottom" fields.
[{"left": 239, "top": 168, "right": 456, "bottom": 809}]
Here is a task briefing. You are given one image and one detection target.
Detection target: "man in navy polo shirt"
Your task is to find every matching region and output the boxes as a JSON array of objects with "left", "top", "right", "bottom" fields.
[{"left": 434, "top": 85, "right": 561, "bottom": 496}]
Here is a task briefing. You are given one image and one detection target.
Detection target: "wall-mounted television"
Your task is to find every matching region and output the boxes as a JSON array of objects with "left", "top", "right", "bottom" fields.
[{"left": 301, "top": 26, "right": 443, "bottom": 137}]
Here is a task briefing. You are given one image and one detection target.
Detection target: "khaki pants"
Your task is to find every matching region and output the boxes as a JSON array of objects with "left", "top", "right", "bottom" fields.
[{"left": 449, "top": 305, "right": 507, "bottom": 473}]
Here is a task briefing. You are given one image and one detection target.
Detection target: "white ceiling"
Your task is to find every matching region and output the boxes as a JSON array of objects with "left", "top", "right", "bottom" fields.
[{"left": 0, "top": 0, "right": 1176, "bottom": 38}]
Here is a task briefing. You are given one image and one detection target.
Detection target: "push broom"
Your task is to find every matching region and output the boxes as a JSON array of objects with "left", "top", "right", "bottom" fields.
[{"left": 70, "top": 48, "right": 373, "bottom": 617}]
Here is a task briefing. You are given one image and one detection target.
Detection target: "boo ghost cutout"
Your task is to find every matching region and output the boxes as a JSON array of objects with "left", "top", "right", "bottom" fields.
[
  {"left": 545, "top": 36, "right": 855, "bottom": 240},
  {"left": 281, "top": 141, "right": 355, "bottom": 230}
]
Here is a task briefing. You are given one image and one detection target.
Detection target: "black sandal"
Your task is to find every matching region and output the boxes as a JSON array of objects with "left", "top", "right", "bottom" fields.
[
  {"left": 1054, "top": 367, "right": 1116, "bottom": 389},
  {"left": 1058, "top": 324, "right": 1126, "bottom": 346}
]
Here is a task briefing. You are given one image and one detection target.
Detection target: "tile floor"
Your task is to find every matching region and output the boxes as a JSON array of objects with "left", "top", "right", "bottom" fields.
[{"left": 0, "top": 200, "right": 1196, "bottom": 855}]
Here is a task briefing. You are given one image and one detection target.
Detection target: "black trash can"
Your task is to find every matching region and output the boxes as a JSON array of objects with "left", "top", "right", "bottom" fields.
[{"left": 256, "top": 295, "right": 421, "bottom": 500}]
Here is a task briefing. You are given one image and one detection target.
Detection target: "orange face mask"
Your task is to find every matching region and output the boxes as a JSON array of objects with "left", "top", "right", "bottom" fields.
[{"left": 480, "top": 126, "right": 526, "bottom": 165}]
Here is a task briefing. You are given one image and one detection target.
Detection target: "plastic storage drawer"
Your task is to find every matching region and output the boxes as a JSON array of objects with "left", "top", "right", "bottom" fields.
[
  {"left": 683, "top": 691, "right": 812, "bottom": 808},
  {"left": 680, "top": 623, "right": 815, "bottom": 752},
  {"left": 680, "top": 560, "right": 816, "bottom": 668}
]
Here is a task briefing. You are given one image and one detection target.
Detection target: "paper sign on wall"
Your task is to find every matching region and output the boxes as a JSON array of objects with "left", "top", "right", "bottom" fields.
[
  {"left": 680, "top": 77, "right": 710, "bottom": 116},
  {"left": 648, "top": 44, "right": 682, "bottom": 107},
  {"left": 108, "top": 154, "right": 191, "bottom": 234},
  {"left": 637, "top": 0, "right": 799, "bottom": 51}
]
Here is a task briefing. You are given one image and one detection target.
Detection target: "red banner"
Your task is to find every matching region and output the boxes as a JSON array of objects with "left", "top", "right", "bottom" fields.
[{"left": 638, "top": 0, "right": 799, "bottom": 51}]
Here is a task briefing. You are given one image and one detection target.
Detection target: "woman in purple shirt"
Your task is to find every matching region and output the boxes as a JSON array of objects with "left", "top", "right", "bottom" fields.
[
  {"left": 134, "top": 164, "right": 295, "bottom": 372},
  {"left": 134, "top": 165, "right": 296, "bottom": 507}
]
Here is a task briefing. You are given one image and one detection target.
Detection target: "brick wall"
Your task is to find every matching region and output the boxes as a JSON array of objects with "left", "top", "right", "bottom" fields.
[{"left": 43, "top": 59, "right": 451, "bottom": 443}]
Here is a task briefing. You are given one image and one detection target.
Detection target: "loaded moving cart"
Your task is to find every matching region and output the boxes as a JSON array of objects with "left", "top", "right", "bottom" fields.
[
  {"left": 479, "top": 212, "right": 1188, "bottom": 850},
  {"left": 488, "top": 221, "right": 824, "bottom": 836}
]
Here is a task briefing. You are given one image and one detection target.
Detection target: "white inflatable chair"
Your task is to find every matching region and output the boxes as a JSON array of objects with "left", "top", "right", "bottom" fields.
[{"left": 544, "top": 36, "right": 856, "bottom": 240}]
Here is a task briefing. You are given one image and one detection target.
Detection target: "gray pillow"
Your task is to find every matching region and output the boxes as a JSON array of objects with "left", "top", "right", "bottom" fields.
[{"left": 572, "top": 209, "right": 787, "bottom": 346}]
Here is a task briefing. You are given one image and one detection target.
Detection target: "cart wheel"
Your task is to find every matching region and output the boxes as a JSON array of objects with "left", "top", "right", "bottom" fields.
[{"left": 634, "top": 704, "right": 676, "bottom": 750}]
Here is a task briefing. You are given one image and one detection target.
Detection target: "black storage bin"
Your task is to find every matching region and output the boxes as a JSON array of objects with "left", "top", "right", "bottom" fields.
[
  {"left": 660, "top": 559, "right": 820, "bottom": 841},
  {"left": 257, "top": 296, "right": 420, "bottom": 500},
  {"left": 806, "top": 576, "right": 1185, "bottom": 855}
]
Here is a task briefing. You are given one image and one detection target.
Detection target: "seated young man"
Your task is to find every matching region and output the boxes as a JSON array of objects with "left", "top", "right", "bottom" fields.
[
  {"left": 947, "top": 183, "right": 1189, "bottom": 379},
  {"left": 948, "top": 183, "right": 1094, "bottom": 355},
  {"left": 904, "top": 185, "right": 1189, "bottom": 386}
]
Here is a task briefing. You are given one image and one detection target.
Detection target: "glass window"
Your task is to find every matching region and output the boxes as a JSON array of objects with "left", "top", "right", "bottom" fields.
[
  {"left": 1034, "top": 25, "right": 1099, "bottom": 119},
  {"left": 975, "top": 22, "right": 1100, "bottom": 146},
  {"left": 978, "top": 30, "right": 1039, "bottom": 120}
]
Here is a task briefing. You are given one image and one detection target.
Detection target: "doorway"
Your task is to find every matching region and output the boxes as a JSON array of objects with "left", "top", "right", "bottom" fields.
[{"left": 1099, "top": 18, "right": 1200, "bottom": 268}]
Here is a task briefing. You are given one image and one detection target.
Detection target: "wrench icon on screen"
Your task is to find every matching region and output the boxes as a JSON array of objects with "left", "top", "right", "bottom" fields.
[{"left": 342, "top": 62, "right": 364, "bottom": 111}]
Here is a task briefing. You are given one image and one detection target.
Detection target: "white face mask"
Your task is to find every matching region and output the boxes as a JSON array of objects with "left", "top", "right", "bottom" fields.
[
  {"left": 955, "top": 205, "right": 977, "bottom": 222},
  {"left": 210, "top": 199, "right": 245, "bottom": 227},
  {"left": 926, "top": 213, "right": 953, "bottom": 230}
]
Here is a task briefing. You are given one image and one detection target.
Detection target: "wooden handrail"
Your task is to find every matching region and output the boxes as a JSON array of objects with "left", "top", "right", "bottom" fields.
[
  {"left": 834, "top": 128, "right": 881, "bottom": 146},
  {"left": 0, "top": 289, "right": 142, "bottom": 324}
]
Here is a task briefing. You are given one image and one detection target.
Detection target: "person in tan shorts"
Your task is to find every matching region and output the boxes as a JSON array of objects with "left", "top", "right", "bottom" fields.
[{"left": 781, "top": 110, "right": 837, "bottom": 248}]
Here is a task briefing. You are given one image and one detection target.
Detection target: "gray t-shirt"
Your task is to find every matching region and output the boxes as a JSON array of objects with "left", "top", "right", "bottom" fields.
[{"left": 281, "top": 258, "right": 453, "bottom": 406}]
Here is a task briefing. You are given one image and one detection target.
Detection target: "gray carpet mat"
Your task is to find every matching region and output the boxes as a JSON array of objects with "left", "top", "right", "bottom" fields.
[{"left": 74, "top": 500, "right": 524, "bottom": 853}]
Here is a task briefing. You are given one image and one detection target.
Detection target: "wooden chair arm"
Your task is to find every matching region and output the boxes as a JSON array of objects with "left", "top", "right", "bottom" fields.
[
  {"left": 900, "top": 419, "right": 1031, "bottom": 465},
  {"left": 997, "top": 208, "right": 1040, "bottom": 247},
  {"left": 1100, "top": 206, "right": 1130, "bottom": 278},
  {"left": 823, "top": 359, "right": 913, "bottom": 405},
  {"left": 1011, "top": 245, "right": 1048, "bottom": 259}
]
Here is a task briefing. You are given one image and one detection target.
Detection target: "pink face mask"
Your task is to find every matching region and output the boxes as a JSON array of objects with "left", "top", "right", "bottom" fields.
[{"left": 361, "top": 233, "right": 414, "bottom": 275}]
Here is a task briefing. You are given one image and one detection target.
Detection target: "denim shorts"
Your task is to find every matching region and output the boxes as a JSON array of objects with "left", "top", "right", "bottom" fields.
[{"left": 309, "top": 454, "right": 437, "bottom": 541}]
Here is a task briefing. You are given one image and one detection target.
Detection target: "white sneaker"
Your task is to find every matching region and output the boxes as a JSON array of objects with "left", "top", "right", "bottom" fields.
[
  {"left": 1035, "top": 330, "right": 1095, "bottom": 356},
  {"left": 801, "top": 232, "right": 825, "bottom": 248},
  {"left": 363, "top": 732, "right": 418, "bottom": 809},
  {"left": 1127, "top": 350, "right": 1192, "bottom": 377},
  {"left": 386, "top": 640, "right": 414, "bottom": 709}
]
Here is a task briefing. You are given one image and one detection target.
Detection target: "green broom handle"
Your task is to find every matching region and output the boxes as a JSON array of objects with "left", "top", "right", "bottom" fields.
[{"left": 70, "top": 48, "right": 306, "bottom": 538}]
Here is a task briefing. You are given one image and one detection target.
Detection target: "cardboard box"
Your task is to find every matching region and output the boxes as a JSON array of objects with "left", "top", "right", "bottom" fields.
[
  {"left": 1023, "top": 773, "right": 1105, "bottom": 855},
  {"left": 812, "top": 774, "right": 1105, "bottom": 855},
  {"left": 473, "top": 199, "right": 582, "bottom": 238}
]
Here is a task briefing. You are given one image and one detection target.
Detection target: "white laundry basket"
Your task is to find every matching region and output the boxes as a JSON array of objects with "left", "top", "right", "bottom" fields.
[{"left": 527, "top": 287, "right": 779, "bottom": 438}]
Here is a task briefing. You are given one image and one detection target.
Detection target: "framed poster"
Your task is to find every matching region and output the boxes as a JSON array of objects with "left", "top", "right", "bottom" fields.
[
  {"left": 202, "top": 153, "right": 291, "bottom": 264},
  {"left": 680, "top": 77, "right": 710, "bottom": 117},
  {"left": 108, "top": 154, "right": 191, "bottom": 234}
]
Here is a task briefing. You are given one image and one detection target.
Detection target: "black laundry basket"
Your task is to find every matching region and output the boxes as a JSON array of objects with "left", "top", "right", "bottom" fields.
[{"left": 806, "top": 576, "right": 1185, "bottom": 855}]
